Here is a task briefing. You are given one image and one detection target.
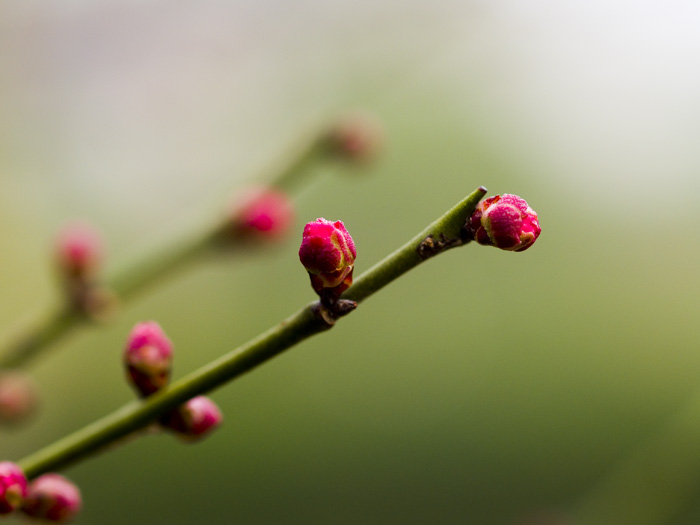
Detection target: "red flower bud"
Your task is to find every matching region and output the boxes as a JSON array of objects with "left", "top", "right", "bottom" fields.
[
  {"left": 55, "top": 223, "right": 103, "bottom": 280},
  {"left": 0, "top": 462, "right": 27, "bottom": 514},
  {"left": 466, "top": 194, "right": 541, "bottom": 252},
  {"left": 124, "top": 322, "right": 173, "bottom": 397},
  {"left": 230, "top": 187, "right": 294, "bottom": 238},
  {"left": 327, "top": 111, "right": 384, "bottom": 162},
  {"left": 21, "top": 473, "right": 82, "bottom": 522},
  {"left": 299, "top": 218, "right": 356, "bottom": 296},
  {"left": 162, "top": 396, "right": 223, "bottom": 442},
  {"left": 0, "top": 373, "right": 37, "bottom": 424}
]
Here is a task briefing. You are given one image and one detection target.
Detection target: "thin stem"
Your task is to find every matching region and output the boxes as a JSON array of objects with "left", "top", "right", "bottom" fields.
[
  {"left": 0, "top": 124, "right": 333, "bottom": 371},
  {"left": 17, "top": 186, "right": 487, "bottom": 478}
]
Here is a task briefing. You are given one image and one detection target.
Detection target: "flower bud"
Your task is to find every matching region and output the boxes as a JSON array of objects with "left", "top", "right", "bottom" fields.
[
  {"left": 0, "top": 462, "right": 27, "bottom": 514},
  {"left": 55, "top": 223, "right": 103, "bottom": 281},
  {"left": 299, "top": 218, "right": 356, "bottom": 296},
  {"left": 21, "top": 473, "right": 82, "bottom": 522},
  {"left": 327, "top": 111, "right": 383, "bottom": 162},
  {"left": 124, "top": 322, "right": 173, "bottom": 397},
  {"left": 230, "top": 187, "right": 294, "bottom": 238},
  {"left": 162, "top": 396, "right": 223, "bottom": 442},
  {"left": 0, "top": 373, "right": 37, "bottom": 424},
  {"left": 466, "top": 194, "right": 541, "bottom": 252}
]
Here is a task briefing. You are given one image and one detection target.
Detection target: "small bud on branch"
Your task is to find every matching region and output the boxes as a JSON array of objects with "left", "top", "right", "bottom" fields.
[
  {"left": 21, "top": 473, "right": 82, "bottom": 522},
  {"left": 124, "top": 322, "right": 174, "bottom": 398},
  {"left": 161, "top": 396, "right": 223, "bottom": 442},
  {"left": 299, "top": 218, "right": 357, "bottom": 306}
]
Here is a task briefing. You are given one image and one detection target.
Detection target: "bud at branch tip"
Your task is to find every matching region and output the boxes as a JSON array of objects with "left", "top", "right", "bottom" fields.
[{"left": 466, "top": 193, "right": 541, "bottom": 252}]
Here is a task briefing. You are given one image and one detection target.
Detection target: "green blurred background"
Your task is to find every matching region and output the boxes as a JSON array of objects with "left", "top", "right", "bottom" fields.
[{"left": 2, "top": 2, "right": 700, "bottom": 524}]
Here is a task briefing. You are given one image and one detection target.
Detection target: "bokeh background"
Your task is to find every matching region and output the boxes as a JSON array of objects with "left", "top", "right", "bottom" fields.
[{"left": 2, "top": 1, "right": 700, "bottom": 524}]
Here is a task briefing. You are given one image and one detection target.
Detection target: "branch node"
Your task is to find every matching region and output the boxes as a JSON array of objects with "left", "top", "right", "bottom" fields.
[{"left": 417, "top": 234, "right": 461, "bottom": 260}]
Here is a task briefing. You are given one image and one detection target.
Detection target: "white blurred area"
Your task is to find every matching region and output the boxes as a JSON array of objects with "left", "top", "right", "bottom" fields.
[
  {"left": 1, "top": 0, "right": 699, "bottom": 221},
  {"left": 0, "top": 2, "right": 471, "bottom": 224}
]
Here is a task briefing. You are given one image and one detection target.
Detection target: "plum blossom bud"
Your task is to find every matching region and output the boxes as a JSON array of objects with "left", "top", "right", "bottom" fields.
[
  {"left": 55, "top": 223, "right": 103, "bottom": 280},
  {"left": 0, "top": 373, "right": 37, "bottom": 424},
  {"left": 124, "top": 322, "right": 173, "bottom": 397},
  {"left": 162, "top": 396, "right": 223, "bottom": 442},
  {"left": 21, "top": 473, "right": 82, "bottom": 522},
  {"left": 0, "top": 462, "right": 27, "bottom": 514},
  {"left": 299, "top": 218, "right": 356, "bottom": 297},
  {"left": 327, "top": 111, "right": 383, "bottom": 162},
  {"left": 466, "top": 194, "right": 541, "bottom": 252},
  {"left": 230, "top": 187, "right": 294, "bottom": 238}
]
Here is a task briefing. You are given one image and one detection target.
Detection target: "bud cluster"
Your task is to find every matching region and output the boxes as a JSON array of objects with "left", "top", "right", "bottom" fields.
[
  {"left": 124, "top": 322, "right": 223, "bottom": 441},
  {"left": 0, "top": 462, "right": 81, "bottom": 522}
]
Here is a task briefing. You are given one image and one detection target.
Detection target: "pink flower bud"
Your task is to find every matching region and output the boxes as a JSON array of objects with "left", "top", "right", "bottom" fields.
[
  {"left": 162, "top": 396, "right": 223, "bottom": 442},
  {"left": 327, "top": 111, "right": 384, "bottom": 162},
  {"left": 21, "top": 473, "right": 82, "bottom": 522},
  {"left": 55, "top": 223, "right": 103, "bottom": 280},
  {"left": 299, "top": 218, "right": 356, "bottom": 296},
  {"left": 0, "top": 462, "right": 27, "bottom": 514},
  {"left": 124, "top": 322, "right": 173, "bottom": 397},
  {"left": 230, "top": 187, "right": 294, "bottom": 238},
  {"left": 466, "top": 194, "right": 541, "bottom": 252},
  {"left": 0, "top": 373, "right": 37, "bottom": 424}
]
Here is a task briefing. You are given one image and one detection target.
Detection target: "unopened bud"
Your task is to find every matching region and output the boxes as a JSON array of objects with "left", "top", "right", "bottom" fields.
[
  {"left": 21, "top": 473, "right": 82, "bottom": 522},
  {"left": 0, "top": 373, "right": 37, "bottom": 424},
  {"left": 54, "top": 223, "right": 115, "bottom": 318},
  {"left": 230, "top": 187, "right": 294, "bottom": 238},
  {"left": 466, "top": 194, "right": 541, "bottom": 252},
  {"left": 55, "top": 223, "right": 102, "bottom": 281},
  {"left": 327, "top": 111, "right": 383, "bottom": 163},
  {"left": 124, "top": 322, "right": 173, "bottom": 397},
  {"left": 162, "top": 396, "right": 223, "bottom": 442},
  {"left": 0, "top": 462, "right": 27, "bottom": 514},
  {"left": 299, "top": 218, "right": 356, "bottom": 297}
]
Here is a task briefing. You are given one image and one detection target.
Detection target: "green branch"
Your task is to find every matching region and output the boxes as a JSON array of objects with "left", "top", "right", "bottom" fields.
[{"left": 17, "top": 186, "right": 487, "bottom": 478}]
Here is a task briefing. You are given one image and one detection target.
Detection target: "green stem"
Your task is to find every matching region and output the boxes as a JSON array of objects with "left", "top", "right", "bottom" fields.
[
  {"left": 0, "top": 124, "right": 334, "bottom": 371},
  {"left": 17, "top": 186, "right": 487, "bottom": 478}
]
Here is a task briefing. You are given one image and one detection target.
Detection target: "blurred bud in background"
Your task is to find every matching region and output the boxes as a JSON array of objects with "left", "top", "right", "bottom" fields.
[
  {"left": 326, "top": 111, "right": 384, "bottom": 163},
  {"left": 21, "top": 473, "right": 82, "bottom": 522},
  {"left": 229, "top": 187, "right": 294, "bottom": 240},
  {"left": 0, "top": 372, "right": 37, "bottom": 424}
]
